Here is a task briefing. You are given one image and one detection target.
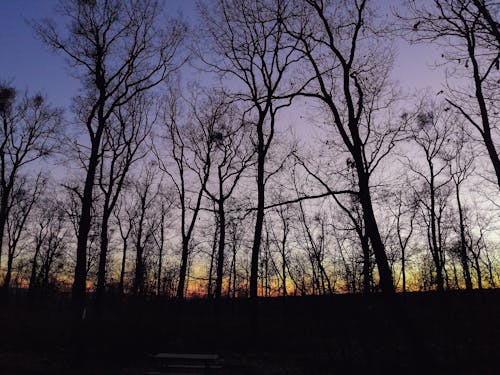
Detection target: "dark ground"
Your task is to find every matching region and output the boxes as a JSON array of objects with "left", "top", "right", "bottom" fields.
[{"left": 0, "top": 289, "right": 499, "bottom": 374}]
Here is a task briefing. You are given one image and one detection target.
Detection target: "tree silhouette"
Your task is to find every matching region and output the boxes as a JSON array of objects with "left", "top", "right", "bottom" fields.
[
  {"left": 285, "top": 0, "right": 402, "bottom": 293},
  {"left": 35, "top": 0, "right": 186, "bottom": 312},
  {"left": 401, "top": 0, "right": 500, "bottom": 189},
  {"left": 0, "top": 87, "right": 61, "bottom": 283}
]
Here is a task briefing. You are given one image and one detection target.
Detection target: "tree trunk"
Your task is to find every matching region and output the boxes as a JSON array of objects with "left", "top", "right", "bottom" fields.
[
  {"left": 41, "top": 246, "right": 56, "bottom": 289},
  {"left": 456, "top": 184, "right": 473, "bottom": 290},
  {"left": 357, "top": 172, "right": 394, "bottom": 293},
  {"left": 119, "top": 240, "right": 128, "bottom": 295},
  {"left": 229, "top": 237, "right": 237, "bottom": 298},
  {"left": 3, "top": 252, "right": 14, "bottom": 289},
  {"left": 250, "top": 141, "right": 265, "bottom": 298},
  {"left": 361, "top": 233, "right": 371, "bottom": 294},
  {"left": 215, "top": 200, "right": 225, "bottom": 299},
  {"left": 402, "top": 245, "right": 407, "bottom": 293},
  {"left": 428, "top": 165, "right": 444, "bottom": 292},
  {"left": 156, "top": 213, "right": 165, "bottom": 296},
  {"left": 73, "top": 139, "right": 101, "bottom": 312},
  {"left": 484, "top": 252, "right": 496, "bottom": 288},
  {"left": 281, "top": 238, "right": 287, "bottom": 297},
  {"left": 177, "top": 240, "right": 189, "bottom": 299},
  {"left": 0, "top": 194, "right": 10, "bottom": 268},
  {"left": 474, "top": 255, "right": 483, "bottom": 290},
  {"left": 96, "top": 210, "right": 110, "bottom": 303},
  {"left": 482, "top": 130, "right": 500, "bottom": 189},
  {"left": 207, "top": 222, "right": 218, "bottom": 299},
  {"left": 28, "top": 241, "right": 42, "bottom": 294},
  {"left": 469, "top": 45, "right": 500, "bottom": 190},
  {"left": 133, "top": 202, "right": 146, "bottom": 296},
  {"left": 134, "top": 242, "right": 144, "bottom": 296}
]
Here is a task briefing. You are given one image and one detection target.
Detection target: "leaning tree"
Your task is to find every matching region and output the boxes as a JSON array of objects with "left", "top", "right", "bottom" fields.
[{"left": 285, "top": 0, "right": 405, "bottom": 293}]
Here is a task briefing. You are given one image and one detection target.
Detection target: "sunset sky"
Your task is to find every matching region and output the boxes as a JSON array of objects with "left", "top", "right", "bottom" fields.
[{"left": 0, "top": 0, "right": 497, "bottom": 300}]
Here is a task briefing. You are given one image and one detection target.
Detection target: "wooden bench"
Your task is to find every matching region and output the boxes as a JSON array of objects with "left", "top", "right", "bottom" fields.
[{"left": 147, "top": 353, "right": 222, "bottom": 374}]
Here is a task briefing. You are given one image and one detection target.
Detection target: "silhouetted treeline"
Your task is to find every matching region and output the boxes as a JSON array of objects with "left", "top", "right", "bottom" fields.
[{"left": 0, "top": 0, "right": 499, "bottom": 306}]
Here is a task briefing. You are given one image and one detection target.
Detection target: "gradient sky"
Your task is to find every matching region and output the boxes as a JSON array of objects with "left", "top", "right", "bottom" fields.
[
  {"left": 0, "top": 0, "right": 444, "bottom": 112},
  {"left": 0, "top": 0, "right": 197, "bottom": 110}
]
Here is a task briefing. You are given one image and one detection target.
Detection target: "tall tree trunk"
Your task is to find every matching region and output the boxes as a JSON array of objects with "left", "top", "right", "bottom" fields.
[
  {"left": 281, "top": 236, "right": 287, "bottom": 297},
  {"left": 28, "top": 241, "right": 42, "bottom": 294},
  {"left": 482, "top": 129, "right": 500, "bottom": 189},
  {"left": 357, "top": 171, "right": 394, "bottom": 293},
  {"left": 428, "top": 167, "right": 444, "bottom": 292},
  {"left": 118, "top": 240, "right": 128, "bottom": 295},
  {"left": 134, "top": 243, "right": 144, "bottom": 296},
  {"left": 361, "top": 232, "right": 371, "bottom": 294},
  {"left": 207, "top": 221, "right": 218, "bottom": 299},
  {"left": 484, "top": 252, "right": 496, "bottom": 288},
  {"left": 156, "top": 213, "right": 165, "bottom": 297},
  {"left": 73, "top": 139, "right": 101, "bottom": 312},
  {"left": 134, "top": 200, "right": 146, "bottom": 296},
  {"left": 177, "top": 240, "right": 189, "bottom": 298},
  {"left": 402, "top": 245, "right": 407, "bottom": 293},
  {"left": 474, "top": 255, "right": 483, "bottom": 290},
  {"left": 452, "top": 261, "right": 460, "bottom": 289},
  {"left": 3, "top": 253, "right": 14, "bottom": 289},
  {"left": 96, "top": 210, "right": 110, "bottom": 303},
  {"left": 215, "top": 200, "right": 225, "bottom": 299},
  {"left": 0, "top": 194, "right": 10, "bottom": 268},
  {"left": 456, "top": 184, "right": 473, "bottom": 290},
  {"left": 230, "top": 237, "right": 237, "bottom": 298},
  {"left": 470, "top": 45, "right": 500, "bottom": 189},
  {"left": 250, "top": 139, "right": 265, "bottom": 298}
]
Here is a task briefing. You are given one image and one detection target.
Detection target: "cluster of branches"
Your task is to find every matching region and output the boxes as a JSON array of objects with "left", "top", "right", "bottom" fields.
[{"left": 0, "top": 0, "right": 499, "bottom": 314}]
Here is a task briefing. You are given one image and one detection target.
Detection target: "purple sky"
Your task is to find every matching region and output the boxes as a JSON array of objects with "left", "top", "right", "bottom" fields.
[
  {"left": 0, "top": 0, "right": 197, "bottom": 109},
  {"left": 0, "top": 0, "right": 444, "bottom": 112}
]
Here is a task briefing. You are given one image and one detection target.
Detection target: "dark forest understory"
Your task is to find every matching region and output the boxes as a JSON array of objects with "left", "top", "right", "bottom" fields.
[{"left": 0, "top": 290, "right": 499, "bottom": 374}]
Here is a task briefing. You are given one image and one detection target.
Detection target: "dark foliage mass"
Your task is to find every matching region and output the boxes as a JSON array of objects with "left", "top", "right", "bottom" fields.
[{"left": 1, "top": 291, "right": 499, "bottom": 374}]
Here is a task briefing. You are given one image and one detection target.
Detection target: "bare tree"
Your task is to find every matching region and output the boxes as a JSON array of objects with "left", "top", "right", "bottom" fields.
[
  {"left": 296, "top": 201, "right": 333, "bottom": 295},
  {"left": 35, "top": 0, "right": 186, "bottom": 308},
  {"left": 225, "top": 210, "right": 248, "bottom": 298},
  {"left": 388, "top": 186, "right": 417, "bottom": 293},
  {"left": 28, "top": 198, "right": 52, "bottom": 294},
  {"left": 268, "top": 201, "right": 294, "bottom": 297},
  {"left": 150, "top": 189, "right": 173, "bottom": 297},
  {"left": 341, "top": 199, "right": 373, "bottom": 294},
  {"left": 401, "top": 0, "right": 500, "bottom": 188},
  {"left": 0, "top": 87, "right": 61, "bottom": 273},
  {"left": 199, "top": 0, "right": 299, "bottom": 298},
  {"left": 285, "top": 0, "right": 405, "bottom": 293},
  {"left": 130, "top": 164, "right": 158, "bottom": 296},
  {"left": 28, "top": 194, "right": 67, "bottom": 294},
  {"left": 3, "top": 174, "right": 44, "bottom": 290},
  {"left": 193, "top": 92, "right": 256, "bottom": 299},
  {"left": 113, "top": 194, "right": 136, "bottom": 295},
  {"left": 407, "top": 102, "right": 455, "bottom": 291},
  {"left": 449, "top": 128, "right": 476, "bottom": 290},
  {"left": 60, "top": 178, "right": 102, "bottom": 287},
  {"left": 28, "top": 194, "right": 69, "bottom": 294},
  {"left": 157, "top": 92, "right": 215, "bottom": 299},
  {"left": 95, "top": 93, "right": 155, "bottom": 303},
  {"left": 473, "top": 0, "right": 500, "bottom": 48},
  {"left": 461, "top": 202, "right": 498, "bottom": 289}
]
